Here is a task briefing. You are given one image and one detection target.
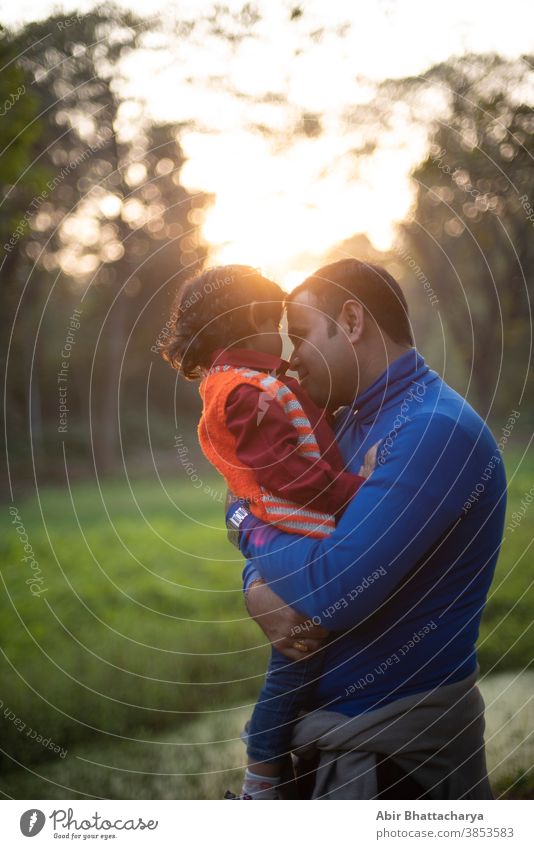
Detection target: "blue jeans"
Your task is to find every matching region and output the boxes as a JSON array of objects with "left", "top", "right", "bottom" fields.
[{"left": 245, "top": 647, "right": 323, "bottom": 764}]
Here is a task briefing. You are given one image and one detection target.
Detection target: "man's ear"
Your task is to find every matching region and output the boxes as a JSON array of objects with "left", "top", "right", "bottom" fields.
[{"left": 339, "top": 299, "right": 364, "bottom": 342}]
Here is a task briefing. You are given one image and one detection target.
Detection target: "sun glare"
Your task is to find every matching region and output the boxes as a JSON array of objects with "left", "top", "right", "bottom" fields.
[
  {"left": 10, "top": 0, "right": 529, "bottom": 287},
  {"left": 181, "top": 126, "right": 419, "bottom": 287}
]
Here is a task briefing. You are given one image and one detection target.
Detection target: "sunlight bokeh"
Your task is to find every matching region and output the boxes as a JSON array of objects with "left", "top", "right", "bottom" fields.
[{"left": 4, "top": 0, "right": 534, "bottom": 286}]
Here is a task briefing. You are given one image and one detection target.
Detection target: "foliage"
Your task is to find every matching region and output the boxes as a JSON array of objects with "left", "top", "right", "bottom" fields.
[
  {"left": 0, "top": 452, "right": 531, "bottom": 795},
  {"left": 1, "top": 9, "right": 209, "bottom": 480},
  {"left": 0, "top": 473, "right": 264, "bottom": 773},
  {"left": 399, "top": 55, "right": 534, "bottom": 420}
]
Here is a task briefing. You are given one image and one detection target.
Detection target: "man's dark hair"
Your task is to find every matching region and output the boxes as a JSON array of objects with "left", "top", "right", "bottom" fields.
[{"left": 288, "top": 259, "right": 413, "bottom": 345}]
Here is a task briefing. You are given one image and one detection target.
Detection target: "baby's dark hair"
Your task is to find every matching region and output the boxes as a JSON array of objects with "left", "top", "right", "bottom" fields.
[{"left": 160, "top": 265, "right": 286, "bottom": 379}]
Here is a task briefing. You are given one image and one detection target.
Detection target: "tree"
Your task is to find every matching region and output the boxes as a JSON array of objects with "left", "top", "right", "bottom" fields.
[
  {"left": 1, "top": 8, "right": 208, "bottom": 479},
  {"left": 399, "top": 55, "right": 534, "bottom": 420}
]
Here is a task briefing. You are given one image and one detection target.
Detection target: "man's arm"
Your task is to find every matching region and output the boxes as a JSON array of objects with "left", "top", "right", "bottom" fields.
[
  {"left": 234, "top": 413, "right": 484, "bottom": 630},
  {"left": 238, "top": 441, "right": 379, "bottom": 592},
  {"left": 243, "top": 580, "right": 329, "bottom": 661},
  {"left": 242, "top": 558, "right": 263, "bottom": 592}
]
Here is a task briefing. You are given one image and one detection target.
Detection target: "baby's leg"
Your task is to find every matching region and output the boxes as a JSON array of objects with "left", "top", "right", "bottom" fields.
[{"left": 240, "top": 647, "right": 323, "bottom": 798}]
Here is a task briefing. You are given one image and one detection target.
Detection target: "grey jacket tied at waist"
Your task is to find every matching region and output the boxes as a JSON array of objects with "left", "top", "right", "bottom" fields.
[{"left": 290, "top": 668, "right": 493, "bottom": 799}]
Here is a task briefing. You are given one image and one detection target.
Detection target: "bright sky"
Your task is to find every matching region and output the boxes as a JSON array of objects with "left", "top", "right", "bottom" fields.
[{"left": 3, "top": 0, "right": 534, "bottom": 286}]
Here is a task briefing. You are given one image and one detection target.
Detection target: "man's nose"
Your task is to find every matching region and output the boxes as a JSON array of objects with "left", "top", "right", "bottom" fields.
[{"left": 289, "top": 350, "right": 299, "bottom": 371}]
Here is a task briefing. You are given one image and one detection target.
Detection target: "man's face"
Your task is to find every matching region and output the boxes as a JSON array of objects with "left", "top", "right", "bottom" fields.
[{"left": 286, "top": 290, "right": 358, "bottom": 410}]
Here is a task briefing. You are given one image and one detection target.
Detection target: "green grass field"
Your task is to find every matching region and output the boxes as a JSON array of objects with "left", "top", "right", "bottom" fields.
[{"left": 1, "top": 450, "right": 532, "bottom": 799}]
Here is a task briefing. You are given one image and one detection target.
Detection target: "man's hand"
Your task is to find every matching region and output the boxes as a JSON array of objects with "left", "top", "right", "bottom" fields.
[{"left": 245, "top": 580, "right": 329, "bottom": 661}]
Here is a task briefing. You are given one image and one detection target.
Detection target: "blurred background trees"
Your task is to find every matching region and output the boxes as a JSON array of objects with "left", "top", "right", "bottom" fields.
[
  {"left": 1, "top": 8, "right": 208, "bottom": 486},
  {"left": 2, "top": 11, "right": 532, "bottom": 490},
  {"left": 400, "top": 55, "right": 534, "bottom": 421}
]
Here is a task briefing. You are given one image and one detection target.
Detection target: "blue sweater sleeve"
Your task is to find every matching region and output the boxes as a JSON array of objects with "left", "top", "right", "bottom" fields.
[
  {"left": 239, "top": 413, "right": 484, "bottom": 629},
  {"left": 242, "top": 560, "right": 262, "bottom": 592}
]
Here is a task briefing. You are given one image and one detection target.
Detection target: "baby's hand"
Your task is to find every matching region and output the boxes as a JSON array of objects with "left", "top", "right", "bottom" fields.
[{"left": 358, "top": 441, "right": 380, "bottom": 479}]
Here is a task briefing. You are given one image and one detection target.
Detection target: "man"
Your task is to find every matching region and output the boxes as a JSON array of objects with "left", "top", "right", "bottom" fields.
[{"left": 226, "top": 259, "right": 507, "bottom": 799}]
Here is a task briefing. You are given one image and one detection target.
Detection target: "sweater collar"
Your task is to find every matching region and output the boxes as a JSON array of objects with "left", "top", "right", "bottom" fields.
[
  {"left": 343, "top": 348, "right": 431, "bottom": 425},
  {"left": 210, "top": 347, "right": 290, "bottom": 375}
]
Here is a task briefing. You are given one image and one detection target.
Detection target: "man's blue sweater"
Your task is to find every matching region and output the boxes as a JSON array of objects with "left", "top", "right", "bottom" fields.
[{"left": 238, "top": 350, "right": 507, "bottom": 716}]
